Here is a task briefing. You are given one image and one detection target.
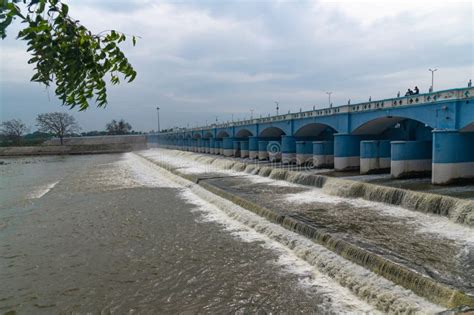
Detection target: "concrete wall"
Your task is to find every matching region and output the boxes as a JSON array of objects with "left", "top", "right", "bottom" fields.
[
  {"left": 0, "top": 142, "right": 145, "bottom": 156},
  {"left": 44, "top": 135, "right": 146, "bottom": 146}
]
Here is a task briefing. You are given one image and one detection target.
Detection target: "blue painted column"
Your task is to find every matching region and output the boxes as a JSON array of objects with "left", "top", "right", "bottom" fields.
[
  {"left": 223, "top": 137, "right": 234, "bottom": 157},
  {"left": 258, "top": 140, "right": 269, "bottom": 160},
  {"left": 391, "top": 140, "right": 432, "bottom": 178},
  {"left": 240, "top": 141, "right": 249, "bottom": 158},
  {"left": 432, "top": 130, "right": 474, "bottom": 184},
  {"left": 192, "top": 139, "right": 198, "bottom": 152},
  {"left": 203, "top": 139, "right": 210, "bottom": 153},
  {"left": 249, "top": 136, "right": 259, "bottom": 159},
  {"left": 267, "top": 140, "right": 281, "bottom": 162},
  {"left": 281, "top": 136, "right": 296, "bottom": 164},
  {"left": 296, "top": 141, "right": 313, "bottom": 165},
  {"left": 185, "top": 139, "right": 190, "bottom": 151},
  {"left": 360, "top": 140, "right": 391, "bottom": 174},
  {"left": 177, "top": 139, "right": 183, "bottom": 150},
  {"left": 146, "top": 134, "right": 158, "bottom": 148},
  {"left": 313, "top": 141, "right": 334, "bottom": 168},
  {"left": 209, "top": 138, "right": 215, "bottom": 154},
  {"left": 334, "top": 134, "right": 363, "bottom": 171},
  {"left": 232, "top": 140, "right": 241, "bottom": 157},
  {"left": 215, "top": 140, "right": 222, "bottom": 155},
  {"left": 196, "top": 139, "right": 203, "bottom": 153}
]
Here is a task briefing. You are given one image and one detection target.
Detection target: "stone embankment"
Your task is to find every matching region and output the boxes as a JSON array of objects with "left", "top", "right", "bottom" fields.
[{"left": 0, "top": 135, "right": 147, "bottom": 156}]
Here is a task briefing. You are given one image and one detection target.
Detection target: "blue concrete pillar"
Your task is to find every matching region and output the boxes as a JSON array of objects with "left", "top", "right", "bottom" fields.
[
  {"left": 196, "top": 139, "right": 202, "bottom": 153},
  {"left": 215, "top": 140, "right": 222, "bottom": 155},
  {"left": 391, "top": 140, "right": 432, "bottom": 178},
  {"left": 334, "top": 134, "right": 363, "bottom": 171},
  {"left": 313, "top": 141, "right": 334, "bottom": 168},
  {"left": 185, "top": 139, "right": 191, "bottom": 151},
  {"left": 232, "top": 140, "right": 241, "bottom": 157},
  {"left": 192, "top": 139, "right": 198, "bottom": 152},
  {"left": 296, "top": 141, "right": 313, "bottom": 165},
  {"left": 258, "top": 140, "right": 269, "bottom": 160},
  {"left": 203, "top": 139, "right": 210, "bottom": 153},
  {"left": 146, "top": 134, "right": 158, "bottom": 148},
  {"left": 209, "top": 138, "right": 215, "bottom": 154},
  {"left": 223, "top": 137, "right": 234, "bottom": 157},
  {"left": 432, "top": 130, "right": 474, "bottom": 184},
  {"left": 249, "top": 136, "right": 259, "bottom": 159},
  {"left": 267, "top": 140, "right": 281, "bottom": 162},
  {"left": 240, "top": 141, "right": 249, "bottom": 158},
  {"left": 219, "top": 138, "right": 224, "bottom": 156},
  {"left": 360, "top": 140, "right": 391, "bottom": 174},
  {"left": 281, "top": 136, "right": 296, "bottom": 164}
]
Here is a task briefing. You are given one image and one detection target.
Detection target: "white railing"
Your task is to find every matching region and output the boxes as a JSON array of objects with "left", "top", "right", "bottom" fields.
[{"left": 161, "top": 86, "right": 473, "bottom": 135}]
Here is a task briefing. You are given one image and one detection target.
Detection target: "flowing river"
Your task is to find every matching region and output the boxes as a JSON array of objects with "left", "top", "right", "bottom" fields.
[
  {"left": 0, "top": 153, "right": 374, "bottom": 313},
  {"left": 2, "top": 149, "right": 471, "bottom": 313}
]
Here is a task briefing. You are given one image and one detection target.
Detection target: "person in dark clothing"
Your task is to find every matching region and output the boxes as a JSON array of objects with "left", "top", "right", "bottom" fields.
[
  {"left": 406, "top": 89, "right": 413, "bottom": 96},
  {"left": 414, "top": 86, "right": 419, "bottom": 94}
]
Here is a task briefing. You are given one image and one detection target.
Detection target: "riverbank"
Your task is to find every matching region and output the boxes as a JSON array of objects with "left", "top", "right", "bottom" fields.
[
  {"left": 0, "top": 143, "right": 146, "bottom": 156},
  {"left": 136, "top": 148, "right": 474, "bottom": 310}
]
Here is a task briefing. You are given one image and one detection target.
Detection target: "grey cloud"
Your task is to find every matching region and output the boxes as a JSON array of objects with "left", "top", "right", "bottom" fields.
[{"left": 1, "top": 0, "right": 472, "bottom": 131}]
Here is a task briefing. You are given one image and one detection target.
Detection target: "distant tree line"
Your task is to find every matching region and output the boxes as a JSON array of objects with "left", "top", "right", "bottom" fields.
[{"left": 1, "top": 114, "right": 140, "bottom": 147}]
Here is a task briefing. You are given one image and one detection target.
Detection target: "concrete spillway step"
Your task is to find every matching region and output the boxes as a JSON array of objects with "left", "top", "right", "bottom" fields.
[{"left": 137, "top": 149, "right": 474, "bottom": 310}]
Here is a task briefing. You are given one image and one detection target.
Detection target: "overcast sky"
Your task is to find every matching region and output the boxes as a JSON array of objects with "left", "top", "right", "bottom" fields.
[{"left": 1, "top": 0, "right": 473, "bottom": 132}]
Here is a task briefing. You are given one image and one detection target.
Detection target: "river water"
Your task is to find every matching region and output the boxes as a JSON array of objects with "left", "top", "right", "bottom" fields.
[{"left": 0, "top": 153, "right": 384, "bottom": 314}]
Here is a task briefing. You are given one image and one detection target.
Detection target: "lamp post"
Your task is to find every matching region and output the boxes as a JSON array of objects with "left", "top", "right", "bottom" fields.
[
  {"left": 275, "top": 101, "right": 279, "bottom": 115},
  {"left": 156, "top": 107, "right": 160, "bottom": 132},
  {"left": 326, "top": 92, "right": 332, "bottom": 108},
  {"left": 250, "top": 109, "right": 254, "bottom": 119},
  {"left": 429, "top": 68, "right": 438, "bottom": 92}
]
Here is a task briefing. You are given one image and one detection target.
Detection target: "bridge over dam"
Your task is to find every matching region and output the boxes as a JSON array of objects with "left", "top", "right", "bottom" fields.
[{"left": 149, "top": 86, "right": 474, "bottom": 185}]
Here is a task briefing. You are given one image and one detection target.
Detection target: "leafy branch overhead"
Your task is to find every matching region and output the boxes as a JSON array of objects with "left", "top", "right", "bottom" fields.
[{"left": 0, "top": 0, "right": 138, "bottom": 110}]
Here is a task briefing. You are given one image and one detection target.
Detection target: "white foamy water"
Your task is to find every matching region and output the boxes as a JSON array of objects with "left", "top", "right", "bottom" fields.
[
  {"left": 131, "top": 152, "right": 444, "bottom": 314},
  {"left": 120, "top": 153, "right": 180, "bottom": 188},
  {"left": 180, "top": 189, "right": 377, "bottom": 313},
  {"left": 142, "top": 149, "right": 474, "bottom": 247},
  {"left": 284, "top": 190, "right": 474, "bottom": 245},
  {"left": 28, "top": 181, "right": 60, "bottom": 199},
  {"left": 140, "top": 149, "right": 299, "bottom": 187},
  {"left": 83, "top": 153, "right": 181, "bottom": 190}
]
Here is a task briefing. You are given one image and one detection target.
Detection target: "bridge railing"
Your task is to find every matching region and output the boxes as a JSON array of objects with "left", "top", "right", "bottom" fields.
[{"left": 160, "top": 86, "right": 473, "bottom": 135}]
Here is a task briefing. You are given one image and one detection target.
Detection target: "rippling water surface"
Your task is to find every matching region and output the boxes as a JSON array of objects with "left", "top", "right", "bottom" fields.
[{"left": 0, "top": 154, "right": 379, "bottom": 314}]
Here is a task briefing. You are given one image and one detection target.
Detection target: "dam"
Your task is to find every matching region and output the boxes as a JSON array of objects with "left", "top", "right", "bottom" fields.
[
  {"left": 2, "top": 88, "right": 474, "bottom": 313},
  {"left": 151, "top": 86, "right": 474, "bottom": 185}
]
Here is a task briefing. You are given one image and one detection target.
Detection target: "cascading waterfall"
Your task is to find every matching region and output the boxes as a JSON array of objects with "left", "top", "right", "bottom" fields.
[
  {"left": 133, "top": 152, "right": 454, "bottom": 313},
  {"left": 244, "top": 164, "right": 259, "bottom": 174},
  {"left": 162, "top": 149, "right": 474, "bottom": 226},
  {"left": 231, "top": 162, "right": 247, "bottom": 172},
  {"left": 257, "top": 166, "right": 273, "bottom": 177},
  {"left": 321, "top": 177, "right": 474, "bottom": 226}
]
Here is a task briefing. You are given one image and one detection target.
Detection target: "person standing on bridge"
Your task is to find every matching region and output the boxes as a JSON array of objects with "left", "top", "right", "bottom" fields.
[{"left": 414, "top": 86, "right": 419, "bottom": 94}]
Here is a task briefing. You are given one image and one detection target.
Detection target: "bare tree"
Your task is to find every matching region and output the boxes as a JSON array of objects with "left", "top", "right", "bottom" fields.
[
  {"left": 36, "top": 112, "right": 80, "bottom": 145},
  {"left": 106, "top": 119, "right": 132, "bottom": 135},
  {"left": 0, "top": 119, "right": 29, "bottom": 145}
]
